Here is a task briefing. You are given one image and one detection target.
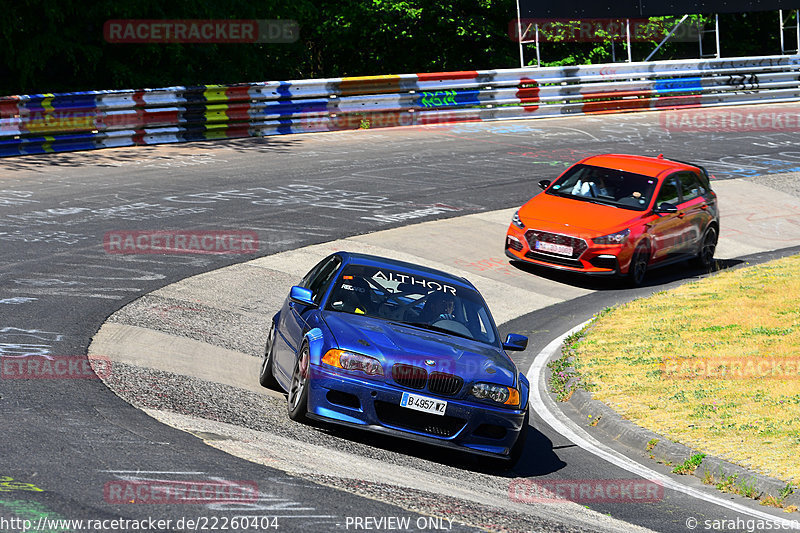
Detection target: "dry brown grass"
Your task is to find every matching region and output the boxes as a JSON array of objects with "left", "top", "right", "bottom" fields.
[{"left": 571, "top": 254, "right": 800, "bottom": 484}]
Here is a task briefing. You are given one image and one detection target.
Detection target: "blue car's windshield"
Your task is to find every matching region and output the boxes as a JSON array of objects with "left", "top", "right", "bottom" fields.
[
  {"left": 325, "top": 264, "right": 498, "bottom": 345},
  {"left": 547, "top": 164, "right": 658, "bottom": 211}
]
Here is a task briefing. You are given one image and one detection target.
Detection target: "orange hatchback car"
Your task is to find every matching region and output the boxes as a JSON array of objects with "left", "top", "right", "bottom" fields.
[{"left": 505, "top": 154, "right": 719, "bottom": 286}]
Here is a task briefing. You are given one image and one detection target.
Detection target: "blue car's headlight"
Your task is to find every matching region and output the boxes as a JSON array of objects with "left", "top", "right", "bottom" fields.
[
  {"left": 322, "top": 349, "right": 384, "bottom": 376},
  {"left": 470, "top": 382, "right": 520, "bottom": 406},
  {"left": 511, "top": 210, "right": 525, "bottom": 229}
]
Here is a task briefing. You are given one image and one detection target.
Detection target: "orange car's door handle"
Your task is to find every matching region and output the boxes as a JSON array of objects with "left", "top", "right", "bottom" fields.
[
  {"left": 700, "top": 204, "right": 708, "bottom": 210},
  {"left": 677, "top": 212, "right": 685, "bottom": 218}
]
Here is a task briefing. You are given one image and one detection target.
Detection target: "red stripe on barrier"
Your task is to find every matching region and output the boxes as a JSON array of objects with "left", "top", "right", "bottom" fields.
[
  {"left": 417, "top": 71, "right": 479, "bottom": 82},
  {"left": 97, "top": 111, "right": 138, "bottom": 129},
  {"left": 225, "top": 123, "right": 251, "bottom": 137},
  {"left": 133, "top": 91, "right": 146, "bottom": 107},
  {"left": 221, "top": 102, "right": 252, "bottom": 122},
  {"left": 517, "top": 78, "right": 540, "bottom": 112},
  {"left": 140, "top": 109, "right": 181, "bottom": 126},
  {"left": 652, "top": 94, "right": 703, "bottom": 109},
  {"left": 0, "top": 97, "right": 21, "bottom": 118},
  {"left": 225, "top": 86, "right": 251, "bottom": 102},
  {"left": 583, "top": 99, "right": 653, "bottom": 113},
  {"left": 583, "top": 94, "right": 702, "bottom": 114}
]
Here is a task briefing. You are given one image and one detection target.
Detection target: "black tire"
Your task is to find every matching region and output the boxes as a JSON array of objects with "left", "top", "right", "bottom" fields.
[
  {"left": 259, "top": 323, "right": 280, "bottom": 390},
  {"left": 287, "top": 343, "right": 310, "bottom": 422},
  {"left": 508, "top": 407, "right": 529, "bottom": 467},
  {"left": 692, "top": 226, "right": 717, "bottom": 270},
  {"left": 627, "top": 242, "right": 649, "bottom": 287}
]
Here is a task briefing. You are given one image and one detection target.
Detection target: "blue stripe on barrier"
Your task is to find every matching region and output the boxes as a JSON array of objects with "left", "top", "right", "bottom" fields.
[
  {"left": 654, "top": 77, "right": 702, "bottom": 94},
  {"left": 2, "top": 132, "right": 98, "bottom": 145},
  {"left": 18, "top": 93, "right": 100, "bottom": 112},
  {"left": 51, "top": 94, "right": 99, "bottom": 110},
  {"left": 0, "top": 140, "right": 97, "bottom": 157},
  {"left": 276, "top": 82, "right": 293, "bottom": 100},
  {"left": 276, "top": 119, "right": 295, "bottom": 135},
  {"left": 182, "top": 130, "right": 207, "bottom": 142},
  {"left": 0, "top": 132, "right": 99, "bottom": 157},
  {"left": 255, "top": 100, "right": 330, "bottom": 117},
  {"left": 416, "top": 89, "right": 481, "bottom": 108}
]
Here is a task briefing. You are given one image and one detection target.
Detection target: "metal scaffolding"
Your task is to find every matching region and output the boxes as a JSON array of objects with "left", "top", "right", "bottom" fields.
[{"left": 779, "top": 9, "right": 800, "bottom": 54}]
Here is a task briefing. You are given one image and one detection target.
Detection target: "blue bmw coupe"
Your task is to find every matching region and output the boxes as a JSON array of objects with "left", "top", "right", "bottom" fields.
[{"left": 259, "top": 252, "right": 530, "bottom": 464}]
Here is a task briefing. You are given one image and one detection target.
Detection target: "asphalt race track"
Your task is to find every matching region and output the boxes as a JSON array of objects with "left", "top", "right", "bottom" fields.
[{"left": 2, "top": 107, "right": 800, "bottom": 532}]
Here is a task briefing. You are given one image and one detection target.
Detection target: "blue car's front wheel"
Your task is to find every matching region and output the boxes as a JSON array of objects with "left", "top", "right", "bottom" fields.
[
  {"left": 259, "top": 323, "right": 280, "bottom": 390},
  {"left": 288, "top": 343, "right": 310, "bottom": 422}
]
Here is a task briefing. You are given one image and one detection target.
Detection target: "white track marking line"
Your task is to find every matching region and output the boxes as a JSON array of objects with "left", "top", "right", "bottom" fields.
[{"left": 527, "top": 321, "right": 798, "bottom": 528}]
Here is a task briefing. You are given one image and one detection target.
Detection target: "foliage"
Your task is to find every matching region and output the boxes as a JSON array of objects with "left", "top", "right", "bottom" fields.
[
  {"left": 672, "top": 453, "right": 705, "bottom": 475},
  {"left": 0, "top": 3, "right": 790, "bottom": 95},
  {"left": 0, "top": 0, "right": 516, "bottom": 94}
]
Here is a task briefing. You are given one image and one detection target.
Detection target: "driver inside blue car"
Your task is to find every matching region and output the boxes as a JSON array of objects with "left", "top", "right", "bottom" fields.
[{"left": 421, "top": 291, "right": 456, "bottom": 323}]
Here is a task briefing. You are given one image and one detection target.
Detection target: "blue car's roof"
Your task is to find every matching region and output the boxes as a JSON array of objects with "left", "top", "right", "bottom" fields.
[{"left": 337, "top": 251, "right": 475, "bottom": 290}]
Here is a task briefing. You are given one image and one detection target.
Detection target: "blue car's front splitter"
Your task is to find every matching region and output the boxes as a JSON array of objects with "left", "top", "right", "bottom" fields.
[{"left": 306, "top": 364, "right": 527, "bottom": 459}]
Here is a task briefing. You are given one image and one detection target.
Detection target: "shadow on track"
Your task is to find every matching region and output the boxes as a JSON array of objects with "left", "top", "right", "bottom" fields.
[
  {"left": 508, "top": 257, "right": 745, "bottom": 291},
  {"left": 294, "top": 408, "right": 566, "bottom": 479},
  {"left": 0, "top": 136, "right": 304, "bottom": 171}
]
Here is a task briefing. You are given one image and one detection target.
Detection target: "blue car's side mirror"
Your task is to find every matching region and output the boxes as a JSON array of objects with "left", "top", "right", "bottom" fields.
[
  {"left": 503, "top": 333, "right": 528, "bottom": 351},
  {"left": 289, "top": 286, "right": 316, "bottom": 307}
]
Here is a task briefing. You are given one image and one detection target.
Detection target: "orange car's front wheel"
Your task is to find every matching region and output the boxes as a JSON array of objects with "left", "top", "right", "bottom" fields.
[{"left": 627, "top": 242, "right": 649, "bottom": 287}]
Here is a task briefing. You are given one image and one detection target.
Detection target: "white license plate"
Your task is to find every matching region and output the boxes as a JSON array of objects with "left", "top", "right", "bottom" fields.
[
  {"left": 535, "top": 240, "right": 573, "bottom": 256},
  {"left": 400, "top": 392, "right": 447, "bottom": 416}
]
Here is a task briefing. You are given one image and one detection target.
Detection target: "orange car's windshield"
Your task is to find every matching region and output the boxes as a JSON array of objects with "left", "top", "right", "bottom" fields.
[{"left": 547, "top": 164, "right": 658, "bottom": 211}]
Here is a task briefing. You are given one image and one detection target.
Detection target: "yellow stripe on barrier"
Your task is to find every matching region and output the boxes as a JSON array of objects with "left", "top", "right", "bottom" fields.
[
  {"left": 41, "top": 94, "right": 55, "bottom": 114},
  {"left": 203, "top": 86, "right": 231, "bottom": 103},
  {"left": 339, "top": 75, "right": 402, "bottom": 96},
  {"left": 26, "top": 114, "right": 96, "bottom": 134}
]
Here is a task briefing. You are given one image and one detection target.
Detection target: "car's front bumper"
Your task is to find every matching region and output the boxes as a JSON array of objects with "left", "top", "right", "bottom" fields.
[
  {"left": 505, "top": 224, "right": 631, "bottom": 276},
  {"left": 306, "top": 363, "right": 527, "bottom": 458}
]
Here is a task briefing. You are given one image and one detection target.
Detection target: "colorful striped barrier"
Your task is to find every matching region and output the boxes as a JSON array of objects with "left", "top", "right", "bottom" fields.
[{"left": 2, "top": 54, "right": 799, "bottom": 157}]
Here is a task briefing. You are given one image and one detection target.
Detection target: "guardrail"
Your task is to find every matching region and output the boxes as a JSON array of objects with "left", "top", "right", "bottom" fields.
[{"left": 2, "top": 54, "right": 799, "bottom": 157}]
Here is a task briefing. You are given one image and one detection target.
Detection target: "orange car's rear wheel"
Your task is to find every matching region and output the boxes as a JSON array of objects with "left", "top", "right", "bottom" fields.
[{"left": 692, "top": 226, "right": 717, "bottom": 270}]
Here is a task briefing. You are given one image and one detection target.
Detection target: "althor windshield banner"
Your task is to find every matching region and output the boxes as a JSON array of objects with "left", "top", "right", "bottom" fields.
[{"left": 519, "top": 0, "right": 799, "bottom": 18}]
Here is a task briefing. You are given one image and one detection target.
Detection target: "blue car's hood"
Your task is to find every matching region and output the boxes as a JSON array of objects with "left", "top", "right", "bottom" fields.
[{"left": 321, "top": 311, "right": 517, "bottom": 386}]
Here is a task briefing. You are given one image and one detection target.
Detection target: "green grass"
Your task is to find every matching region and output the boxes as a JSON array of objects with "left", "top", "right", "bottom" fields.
[
  {"left": 672, "top": 453, "right": 705, "bottom": 475},
  {"left": 565, "top": 254, "right": 800, "bottom": 485}
]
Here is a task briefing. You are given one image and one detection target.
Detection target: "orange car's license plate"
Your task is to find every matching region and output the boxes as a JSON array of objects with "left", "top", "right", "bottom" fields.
[{"left": 535, "top": 241, "right": 573, "bottom": 256}]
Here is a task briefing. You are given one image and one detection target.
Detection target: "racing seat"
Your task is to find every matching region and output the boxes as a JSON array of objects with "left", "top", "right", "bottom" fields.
[{"left": 334, "top": 276, "right": 374, "bottom": 315}]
